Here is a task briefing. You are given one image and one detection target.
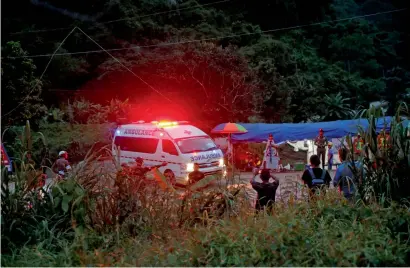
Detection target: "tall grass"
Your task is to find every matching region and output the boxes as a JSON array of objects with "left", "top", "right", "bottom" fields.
[
  {"left": 348, "top": 103, "right": 410, "bottom": 205},
  {"left": 3, "top": 192, "right": 409, "bottom": 267},
  {"left": 2, "top": 110, "right": 410, "bottom": 267}
]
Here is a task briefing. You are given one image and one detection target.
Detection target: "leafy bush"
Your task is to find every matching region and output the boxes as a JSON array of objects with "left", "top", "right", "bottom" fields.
[
  {"left": 3, "top": 191, "right": 409, "bottom": 267},
  {"left": 3, "top": 122, "right": 114, "bottom": 164},
  {"left": 138, "top": 200, "right": 409, "bottom": 267},
  {"left": 346, "top": 104, "right": 410, "bottom": 205},
  {"left": 1, "top": 165, "right": 73, "bottom": 253},
  {"left": 2, "top": 109, "right": 410, "bottom": 267},
  {"left": 3, "top": 98, "right": 129, "bottom": 164}
]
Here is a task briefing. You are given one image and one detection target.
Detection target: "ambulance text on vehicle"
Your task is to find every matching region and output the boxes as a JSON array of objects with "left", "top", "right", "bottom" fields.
[{"left": 112, "top": 121, "right": 226, "bottom": 185}]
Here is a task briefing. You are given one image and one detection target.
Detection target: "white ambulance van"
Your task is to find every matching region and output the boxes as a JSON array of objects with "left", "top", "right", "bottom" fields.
[{"left": 112, "top": 121, "right": 226, "bottom": 185}]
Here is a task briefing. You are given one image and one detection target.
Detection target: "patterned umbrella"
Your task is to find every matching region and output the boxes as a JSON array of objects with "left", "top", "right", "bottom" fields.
[
  {"left": 212, "top": 123, "right": 248, "bottom": 173},
  {"left": 211, "top": 123, "right": 248, "bottom": 134}
]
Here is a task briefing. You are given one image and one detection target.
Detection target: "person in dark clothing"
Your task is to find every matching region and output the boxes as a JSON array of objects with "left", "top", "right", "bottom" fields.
[
  {"left": 130, "top": 157, "right": 151, "bottom": 177},
  {"left": 130, "top": 157, "right": 166, "bottom": 177},
  {"left": 314, "top": 129, "right": 328, "bottom": 169},
  {"left": 188, "top": 163, "right": 205, "bottom": 184},
  {"left": 52, "top": 151, "right": 71, "bottom": 178},
  {"left": 250, "top": 169, "right": 279, "bottom": 212},
  {"left": 301, "top": 155, "right": 332, "bottom": 197}
]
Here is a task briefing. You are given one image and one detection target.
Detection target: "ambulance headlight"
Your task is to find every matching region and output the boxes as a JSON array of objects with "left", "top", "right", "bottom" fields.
[
  {"left": 219, "top": 158, "right": 224, "bottom": 167},
  {"left": 186, "top": 163, "right": 194, "bottom": 172}
]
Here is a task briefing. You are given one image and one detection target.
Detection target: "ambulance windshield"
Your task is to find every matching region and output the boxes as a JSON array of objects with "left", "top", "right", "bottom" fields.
[{"left": 176, "top": 136, "right": 218, "bottom": 154}]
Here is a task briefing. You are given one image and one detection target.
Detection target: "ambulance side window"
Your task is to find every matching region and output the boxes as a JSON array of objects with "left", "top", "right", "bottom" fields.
[
  {"left": 162, "top": 140, "right": 179, "bottom": 156},
  {"left": 114, "top": 137, "right": 159, "bottom": 154}
]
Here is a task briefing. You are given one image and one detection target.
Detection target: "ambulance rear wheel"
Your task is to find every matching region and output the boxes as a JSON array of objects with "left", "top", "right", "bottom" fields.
[{"left": 164, "top": 170, "right": 176, "bottom": 185}]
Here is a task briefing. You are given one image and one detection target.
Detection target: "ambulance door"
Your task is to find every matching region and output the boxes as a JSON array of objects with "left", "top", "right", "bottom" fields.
[
  {"left": 160, "top": 138, "right": 181, "bottom": 178},
  {"left": 113, "top": 136, "right": 160, "bottom": 166}
]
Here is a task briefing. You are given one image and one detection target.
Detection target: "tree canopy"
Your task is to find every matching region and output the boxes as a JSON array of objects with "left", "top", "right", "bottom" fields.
[{"left": 2, "top": 0, "right": 409, "bottom": 126}]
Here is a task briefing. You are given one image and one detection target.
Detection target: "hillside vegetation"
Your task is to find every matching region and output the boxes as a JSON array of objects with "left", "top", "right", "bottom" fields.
[{"left": 2, "top": 0, "right": 409, "bottom": 127}]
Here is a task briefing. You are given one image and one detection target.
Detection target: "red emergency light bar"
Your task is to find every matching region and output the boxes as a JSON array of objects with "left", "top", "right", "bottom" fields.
[
  {"left": 155, "top": 121, "right": 189, "bottom": 127},
  {"left": 119, "top": 120, "right": 189, "bottom": 126}
]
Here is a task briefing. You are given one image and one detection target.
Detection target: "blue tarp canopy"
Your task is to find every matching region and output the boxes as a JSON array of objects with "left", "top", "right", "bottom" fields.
[{"left": 213, "top": 117, "right": 409, "bottom": 143}]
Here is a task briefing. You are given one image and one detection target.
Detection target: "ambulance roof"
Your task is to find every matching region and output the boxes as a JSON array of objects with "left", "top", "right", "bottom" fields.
[{"left": 118, "top": 123, "right": 208, "bottom": 140}]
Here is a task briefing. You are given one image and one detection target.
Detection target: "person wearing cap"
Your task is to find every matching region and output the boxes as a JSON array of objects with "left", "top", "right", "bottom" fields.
[
  {"left": 130, "top": 157, "right": 151, "bottom": 177},
  {"left": 314, "top": 129, "right": 328, "bottom": 169},
  {"left": 52, "top": 151, "right": 71, "bottom": 178},
  {"left": 130, "top": 157, "right": 167, "bottom": 178}
]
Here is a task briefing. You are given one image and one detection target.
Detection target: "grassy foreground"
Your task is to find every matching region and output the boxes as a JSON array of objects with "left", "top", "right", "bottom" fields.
[
  {"left": 2, "top": 191, "right": 409, "bottom": 267},
  {"left": 2, "top": 107, "right": 410, "bottom": 266}
]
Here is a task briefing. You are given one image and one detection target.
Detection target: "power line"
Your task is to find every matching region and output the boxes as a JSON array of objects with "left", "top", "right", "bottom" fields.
[
  {"left": 1, "top": 28, "right": 78, "bottom": 118},
  {"left": 75, "top": 27, "right": 173, "bottom": 103},
  {"left": 9, "top": 0, "right": 231, "bottom": 35},
  {"left": 6, "top": 8, "right": 407, "bottom": 59},
  {"left": 2, "top": 26, "right": 174, "bottom": 119}
]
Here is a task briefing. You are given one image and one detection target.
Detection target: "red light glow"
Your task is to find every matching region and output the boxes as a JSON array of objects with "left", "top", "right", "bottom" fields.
[{"left": 157, "top": 121, "right": 178, "bottom": 127}]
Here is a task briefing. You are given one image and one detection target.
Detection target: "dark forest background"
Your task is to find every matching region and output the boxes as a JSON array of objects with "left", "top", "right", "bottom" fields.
[{"left": 2, "top": 0, "right": 410, "bottom": 128}]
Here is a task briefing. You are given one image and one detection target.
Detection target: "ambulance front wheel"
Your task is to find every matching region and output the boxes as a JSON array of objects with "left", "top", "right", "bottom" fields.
[{"left": 164, "top": 169, "right": 176, "bottom": 185}]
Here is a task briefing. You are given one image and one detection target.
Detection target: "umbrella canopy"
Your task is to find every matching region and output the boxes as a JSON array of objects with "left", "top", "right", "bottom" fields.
[{"left": 212, "top": 123, "right": 248, "bottom": 134}]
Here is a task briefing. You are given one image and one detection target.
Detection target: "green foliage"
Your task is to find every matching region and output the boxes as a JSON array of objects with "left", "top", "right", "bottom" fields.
[
  {"left": 352, "top": 104, "right": 410, "bottom": 204},
  {"left": 3, "top": 98, "right": 129, "bottom": 164},
  {"left": 3, "top": 192, "right": 410, "bottom": 266},
  {"left": 324, "top": 92, "right": 353, "bottom": 120},
  {"left": 42, "top": 99, "right": 131, "bottom": 124},
  {"left": 2, "top": 120, "right": 47, "bottom": 167},
  {"left": 3, "top": 109, "right": 410, "bottom": 266},
  {"left": 2, "top": 0, "right": 409, "bottom": 123},
  {"left": 1, "top": 165, "right": 72, "bottom": 252},
  {"left": 138, "top": 202, "right": 409, "bottom": 267},
  {"left": 2, "top": 121, "right": 113, "bottom": 164},
  {"left": 39, "top": 122, "right": 113, "bottom": 162},
  {"left": 122, "top": 42, "right": 261, "bottom": 124},
  {"left": 1, "top": 41, "right": 47, "bottom": 125}
]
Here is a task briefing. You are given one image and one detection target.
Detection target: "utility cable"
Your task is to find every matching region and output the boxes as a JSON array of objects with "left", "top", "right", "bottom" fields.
[
  {"left": 2, "top": 26, "right": 173, "bottom": 119},
  {"left": 75, "top": 27, "right": 173, "bottom": 102},
  {"left": 6, "top": 8, "right": 407, "bottom": 59},
  {"left": 1, "top": 27, "right": 77, "bottom": 118},
  {"left": 9, "top": 0, "right": 232, "bottom": 35}
]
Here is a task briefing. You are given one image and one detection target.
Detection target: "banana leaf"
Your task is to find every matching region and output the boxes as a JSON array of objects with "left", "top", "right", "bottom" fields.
[
  {"left": 151, "top": 168, "right": 176, "bottom": 192},
  {"left": 189, "top": 175, "right": 218, "bottom": 191}
]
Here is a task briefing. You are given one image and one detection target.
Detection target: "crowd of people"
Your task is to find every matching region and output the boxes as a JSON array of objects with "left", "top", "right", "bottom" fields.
[
  {"left": 47, "top": 128, "right": 370, "bottom": 214},
  {"left": 250, "top": 129, "right": 367, "bottom": 213}
]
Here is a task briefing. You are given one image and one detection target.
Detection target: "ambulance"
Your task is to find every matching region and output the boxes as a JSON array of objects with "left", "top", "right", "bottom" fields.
[{"left": 112, "top": 121, "right": 226, "bottom": 185}]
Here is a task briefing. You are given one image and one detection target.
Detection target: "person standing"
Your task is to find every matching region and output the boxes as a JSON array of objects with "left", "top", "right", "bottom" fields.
[
  {"left": 52, "top": 151, "right": 71, "bottom": 178},
  {"left": 314, "top": 129, "right": 328, "bottom": 169},
  {"left": 130, "top": 157, "right": 168, "bottom": 179},
  {"left": 301, "top": 155, "right": 332, "bottom": 198},
  {"left": 327, "top": 142, "right": 334, "bottom": 170},
  {"left": 333, "top": 148, "right": 364, "bottom": 202}
]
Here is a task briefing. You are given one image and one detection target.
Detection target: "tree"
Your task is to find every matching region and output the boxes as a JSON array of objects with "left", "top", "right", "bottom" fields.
[
  {"left": 323, "top": 92, "right": 353, "bottom": 120},
  {"left": 1, "top": 0, "right": 409, "bottom": 125},
  {"left": 1, "top": 41, "right": 47, "bottom": 126},
  {"left": 94, "top": 42, "right": 263, "bottom": 128}
]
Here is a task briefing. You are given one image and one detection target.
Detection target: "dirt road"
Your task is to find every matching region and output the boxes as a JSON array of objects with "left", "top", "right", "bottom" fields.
[{"left": 8, "top": 160, "right": 335, "bottom": 208}]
